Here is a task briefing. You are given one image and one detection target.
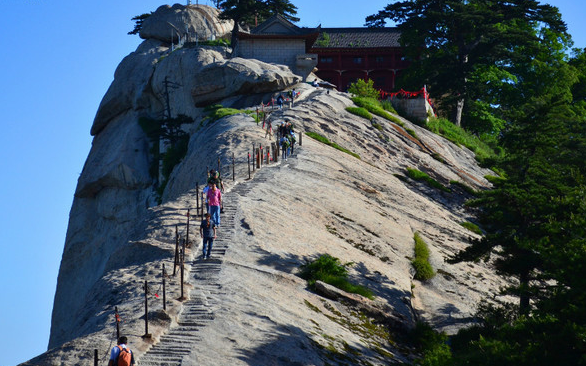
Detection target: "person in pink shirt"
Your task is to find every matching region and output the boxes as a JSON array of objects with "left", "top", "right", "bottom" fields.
[{"left": 206, "top": 182, "right": 222, "bottom": 226}]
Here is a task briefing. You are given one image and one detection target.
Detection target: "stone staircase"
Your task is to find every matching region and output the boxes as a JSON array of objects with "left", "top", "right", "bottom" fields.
[{"left": 138, "top": 165, "right": 278, "bottom": 365}]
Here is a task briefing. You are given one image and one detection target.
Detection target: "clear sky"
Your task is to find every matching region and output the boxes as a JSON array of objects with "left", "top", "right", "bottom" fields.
[{"left": 0, "top": 1, "right": 583, "bottom": 365}]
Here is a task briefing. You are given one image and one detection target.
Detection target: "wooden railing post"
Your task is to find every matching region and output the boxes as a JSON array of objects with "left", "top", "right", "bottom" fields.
[
  {"left": 179, "top": 249, "right": 186, "bottom": 301},
  {"left": 173, "top": 225, "right": 179, "bottom": 276},
  {"left": 142, "top": 280, "right": 152, "bottom": 338},
  {"left": 196, "top": 183, "right": 200, "bottom": 218},
  {"left": 162, "top": 264, "right": 167, "bottom": 311}
]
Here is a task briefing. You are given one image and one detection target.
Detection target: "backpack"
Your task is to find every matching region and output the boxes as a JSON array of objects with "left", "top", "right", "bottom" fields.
[{"left": 116, "top": 345, "right": 132, "bottom": 366}]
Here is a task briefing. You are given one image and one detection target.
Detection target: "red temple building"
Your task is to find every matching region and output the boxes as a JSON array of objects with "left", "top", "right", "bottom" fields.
[{"left": 310, "top": 28, "right": 409, "bottom": 92}]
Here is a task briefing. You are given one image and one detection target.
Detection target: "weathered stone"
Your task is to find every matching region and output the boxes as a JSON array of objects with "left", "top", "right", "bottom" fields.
[{"left": 139, "top": 4, "right": 232, "bottom": 43}]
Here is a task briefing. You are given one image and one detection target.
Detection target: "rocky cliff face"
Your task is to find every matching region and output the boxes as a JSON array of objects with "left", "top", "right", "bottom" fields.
[{"left": 26, "top": 5, "right": 505, "bottom": 366}]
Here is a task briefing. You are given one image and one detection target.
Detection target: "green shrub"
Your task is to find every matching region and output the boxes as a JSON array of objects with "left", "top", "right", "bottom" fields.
[
  {"left": 199, "top": 38, "right": 230, "bottom": 47},
  {"left": 348, "top": 79, "right": 380, "bottom": 99},
  {"left": 372, "top": 122, "right": 383, "bottom": 131},
  {"left": 352, "top": 97, "right": 405, "bottom": 126},
  {"left": 299, "top": 254, "right": 374, "bottom": 299},
  {"left": 202, "top": 104, "right": 259, "bottom": 123},
  {"left": 412, "top": 232, "right": 435, "bottom": 281},
  {"left": 406, "top": 128, "right": 418, "bottom": 139},
  {"left": 411, "top": 322, "right": 452, "bottom": 366},
  {"left": 346, "top": 106, "right": 373, "bottom": 120},
  {"left": 406, "top": 168, "right": 451, "bottom": 193},
  {"left": 425, "top": 117, "right": 498, "bottom": 163},
  {"left": 380, "top": 99, "right": 397, "bottom": 114},
  {"left": 305, "top": 132, "right": 361, "bottom": 159},
  {"left": 460, "top": 221, "right": 483, "bottom": 235},
  {"left": 449, "top": 180, "right": 479, "bottom": 196}
]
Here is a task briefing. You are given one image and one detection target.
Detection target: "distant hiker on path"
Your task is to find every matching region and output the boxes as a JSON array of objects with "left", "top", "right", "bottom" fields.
[
  {"left": 280, "top": 135, "right": 290, "bottom": 160},
  {"left": 265, "top": 119, "right": 273, "bottom": 139},
  {"left": 207, "top": 182, "right": 222, "bottom": 226},
  {"left": 202, "top": 183, "right": 210, "bottom": 213},
  {"left": 200, "top": 213, "right": 217, "bottom": 260},
  {"left": 277, "top": 93, "right": 284, "bottom": 109},
  {"left": 207, "top": 169, "right": 225, "bottom": 192},
  {"left": 108, "top": 336, "right": 135, "bottom": 366}
]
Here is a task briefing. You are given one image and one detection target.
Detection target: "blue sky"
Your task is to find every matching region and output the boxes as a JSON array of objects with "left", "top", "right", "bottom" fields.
[{"left": 0, "top": 1, "right": 583, "bottom": 365}]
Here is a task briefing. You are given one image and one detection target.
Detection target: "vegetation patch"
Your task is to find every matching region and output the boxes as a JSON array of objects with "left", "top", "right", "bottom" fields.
[
  {"left": 347, "top": 78, "right": 380, "bottom": 99},
  {"left": 406, "top": 168, "right": 451, "bottom": 193},
  {"left": 352, "top": 96, "right": 405, "bottom": 126},
  {"left": 305, "top": 132, "right": 361, "bottom": 159},
  {"left": 138, "top": 114, "right": 194, "bottom": 203},
  {"left": 412, "top": 232, "right": 435, "bottom": 281},
  {"left": 346, "top": 106, "right": 373, "bottom": 120},
  {"left": 431, "top": 152, "right": 446, "bottom": 164},
  {"left": 202, "top": 104, "right": 259, "bottom": 123},
  {"left": 380, "top": 99, "right": 397, "bottom": 114},
  {"left": 372, "top": 122, "right": 383, "bottom": 131},
  {"left": 405, "top": 128, "right": 418, "bottom": 139},
  {"left": 425, "top": 117, "right": 498, "bottom": 163},
  {"left": 409, "top": 322, "right": 452, "bottom": 365},
  {"left": 198, "top": 38, "right": 230, "bottom": 47},
  {"left": 299, "top": 254, "right": 374, "bottom": 299},
  {"left": 449, "top": 180, "right": 479, "bottom": 196},
  {"left": 460, "top": 221, "right": 483, "bottom": 235},
  {"left": 304, "top": 300, "right": 322, "bottom": 313}
]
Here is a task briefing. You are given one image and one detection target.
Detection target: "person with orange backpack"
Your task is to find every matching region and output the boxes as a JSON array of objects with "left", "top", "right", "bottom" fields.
[{"left": 108, "top": 336, "right": 135, "bottom": 366}]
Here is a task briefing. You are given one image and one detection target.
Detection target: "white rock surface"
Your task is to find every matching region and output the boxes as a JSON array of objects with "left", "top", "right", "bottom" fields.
[
  {"left": 140, "top": 4, "right": 233, "bottom": 43},
  {"left": 30, "top": 10, "right": 509, "bottom": 366}
]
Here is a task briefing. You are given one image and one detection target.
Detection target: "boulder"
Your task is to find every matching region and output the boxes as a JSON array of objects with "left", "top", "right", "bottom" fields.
[
  {"left": 190, "top": 57, "right": 302, "bottom": 106},
  {"left": 140, "top": 4, "right": 233, "bottom": 43}
]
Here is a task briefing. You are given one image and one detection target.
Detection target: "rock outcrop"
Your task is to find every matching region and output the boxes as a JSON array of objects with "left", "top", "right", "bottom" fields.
[
  {"left": 140, "top": 4, "right": 233, "bottom": 43},
  {"left": 29, "top": 6, "right": 506, "bottom": 366}
]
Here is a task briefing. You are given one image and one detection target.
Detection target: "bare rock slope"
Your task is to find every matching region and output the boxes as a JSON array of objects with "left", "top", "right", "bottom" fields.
[{"left": 25, "top": 7, "right": 506, "bottom": 366}]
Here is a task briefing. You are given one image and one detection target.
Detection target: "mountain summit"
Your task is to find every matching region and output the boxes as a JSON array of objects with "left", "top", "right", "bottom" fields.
[{"left": 23, "top": 5, "right": 502, "bottom": 365}]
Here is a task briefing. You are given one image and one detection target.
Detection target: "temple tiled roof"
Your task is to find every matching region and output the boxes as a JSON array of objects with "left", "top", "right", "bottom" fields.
[{"left": 314, "top": 28, "right": 401, "bottom": 48}]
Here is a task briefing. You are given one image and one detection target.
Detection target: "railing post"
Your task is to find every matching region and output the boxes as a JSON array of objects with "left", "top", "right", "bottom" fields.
[
  {"left": 179, "top": 249, "right": 186, "bottom": 301},
  {"left": 173, "top": 225, "right": 179, "bottom": 276},
  {"left": 260, "top": 145, "right": 263, "bottom": 168},
  {"left": 299, "top": 131, "right": 303, "bottom": 146},
  {"left": 256, "top": 148, "right": 261, "bottom": 169},
  {"left": 186, "top": 209, "right": 190, "bottom": 250},
  {"left": 252, "top": 143, "right": 255, "bottom": 172},
  {"left": 248, "top": 152, "right": 251, "bottom": 179},
  {"left": 142, "top": 280, "right": 152, "bottom": 338},
  {"left": 196, "top": 183, "right": 200, "bottom": 218},
  {"left": 232, "top": 153, "right": 235, "bottom": 182},
  {"left": 217, "top": 157, "right": 221, "bottom": 176},
  {"left": 162, "top": 264, "right": 167, "bottom": 311},
  {"left": 94, "top": 349, "right": 98, "bottom": 366}
]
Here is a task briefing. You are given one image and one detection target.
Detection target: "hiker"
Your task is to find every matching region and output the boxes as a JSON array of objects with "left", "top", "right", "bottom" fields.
[
  {"left": 311, "top": 79, "right": 319, "bottom": 87},
  {"left": 202, "top": 183, "right": 210, "bottom": 213},
  {"left": 200, "top": 213, "right": 217, "bottom": 260},
  {"left": 277, "top": 93, "right": 284, "bottom": 109},
  {"left": 207, "top": 182, "right": 222, "bottom": 226},
  {"left": 207, "top": 169, "right": 225, "bottom": 192},
  {"left": 289, "top": 132, "right": 297, "bottom": 154},
  {"left": 265, "top": 119, "right": 273, "bottom": 139},
  {"left": 287, "top": 88, "right": 296, "bottom": 107},
  {"left": 108, "top": 336, "right": 135, "bottom": 366},
  {"left": 280, "top": 136, "right": 290, "bottom": 160}
]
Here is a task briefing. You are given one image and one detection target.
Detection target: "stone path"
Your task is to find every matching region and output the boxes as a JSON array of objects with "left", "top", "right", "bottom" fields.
[{"left": 137, "top": 158, "right": 283, "bottom": 366}]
